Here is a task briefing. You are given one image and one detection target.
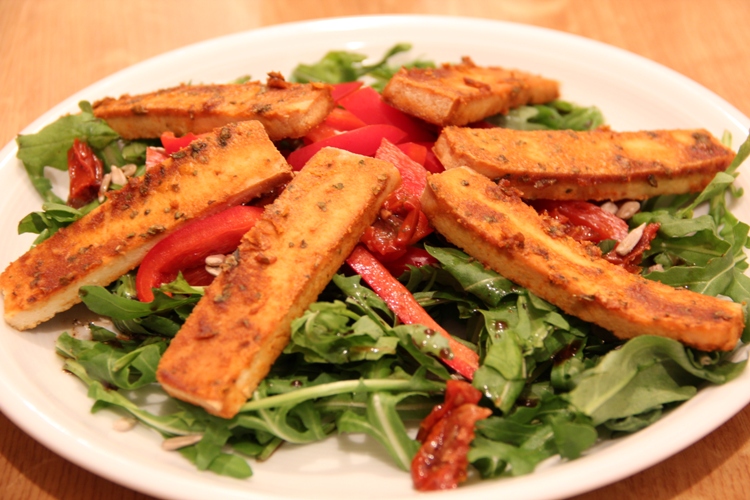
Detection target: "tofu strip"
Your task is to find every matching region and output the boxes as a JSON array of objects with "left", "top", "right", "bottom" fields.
[
  {"left": 0, "top": 121, "right": 292, "bottom": 330},
  {"left": 156, "top": 148, "right": 401, "bottom": 418},
  {"left": 382, "top": 57, "right": 559, "bottom": 127},
  {"left": 421, "top": 167, "right": 744, "bottom": 352},
  {"left": 93, "top": 74, "right": 334, "bottom": 141},
  {"left": 434, "top": 127, "right": 735, "bottom": 200}
]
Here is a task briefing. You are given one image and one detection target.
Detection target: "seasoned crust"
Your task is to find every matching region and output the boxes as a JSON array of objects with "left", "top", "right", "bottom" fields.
[
  {"left": 156, "top": 148, "right": 402, "bottom": 418},
  {"left": 421, "top": 166, "right": 744, "bottom": 352},
  {"left": 0, "top": 121, "right": 293, "bottom": 330},
  {"left": 92, "top": 74, "right": 334, "bottom": 141},
  {"left": 382, "top": 57, "right": 559, "bottom": 127},
  {"left": 434, "top": 127, "right": 735, "bottom": 200}
]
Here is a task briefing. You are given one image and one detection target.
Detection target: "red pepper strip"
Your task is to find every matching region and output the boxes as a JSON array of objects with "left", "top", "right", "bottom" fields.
[
  {"left": 346, "top": 245, "right": 479, "bottom": 379},
  {"left": 303, "top": 108, "right": 368, "bottom": 144},
  {"left": 396, "top": 142, "right": 428, "bottom": 166},
  {"left": 135, "top": 205, "right": 264, "bottom": 302},
  {"left": 411, "top": 380, "right": 492, "bottom": 491},
  {"left": 375, "top": 139, "right": 428, "bottom": 198},
  {"left": 67, "top": 138, "right": 103, "bottom": 208},
  {"left": 160, "top": 131, "right": 210, "bottom": 155},
  {"left": 287, "top": 124, "right": 407, "bottom": 171},
  {"left": 331, "top": 81, "right": 364, "bottom": 102},
  {"left": 145, "top": 146, "right": 169, "bottom": 170},
  {"left": 423, "top": 149, "right": 445, "bottom": 174},
  {"left": 383, "top": 246, "right": 438, "bottom": 277},
  {"left": 338, "top": 86, "right": 436, "bottom": 143}
]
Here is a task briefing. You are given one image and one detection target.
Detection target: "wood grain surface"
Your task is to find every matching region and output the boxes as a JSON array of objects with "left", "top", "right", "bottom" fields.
[{"left": 1, "top": 1, "right": 750, "bottom": 499}]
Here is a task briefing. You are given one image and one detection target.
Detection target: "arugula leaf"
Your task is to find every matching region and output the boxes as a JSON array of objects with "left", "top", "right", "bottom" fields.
[
  {"left": 290, "top": 43, "right": 433, "bottom": 91},
  {"left": 18, "top": 199, "right": 100, "bottom": 245},
  {"left": 488, "top": 100, "right": 605, "bottom": 131},
  {"left": 336, "top": 391, "right": 421, "bottom": 471},
  {"left": 566, "top": 336, "right": 745, "bottom": 425}
]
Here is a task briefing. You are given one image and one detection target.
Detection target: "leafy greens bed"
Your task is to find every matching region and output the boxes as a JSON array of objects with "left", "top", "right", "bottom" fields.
[{"left": 12, "top": 44, "right": 750, "bottom": 485}]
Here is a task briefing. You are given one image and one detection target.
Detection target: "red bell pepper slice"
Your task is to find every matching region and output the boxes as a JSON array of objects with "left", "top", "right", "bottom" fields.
[
  {"left": 135, "top": 205, "right": 264, "bottom": 302},
  {"left": 145, "top": 147, "right": 169, "bottom": 170},
  {"left": 287, "top": 124, "right": 407, "bottom": 171},
  {"left": 375, "top": 139, "right": 428, "bottom": 198},
  {"left": 346, "top": 245, "right": 479, "bottom": 380},
  {"left": 160, "top": 131, "right": 209, "bottom": 155},
  {"left": 383, "top": 246, "right": 438, "bottom": 277},
  {"left": 304, "top": 108, "right": 368, "bottom": 144},
  {"left": 396, "top": 142, "right": 428, "bottom": 166},
  {"left": 331, "top": 81, "right": 364, "bottom": 102},
  {"left": 67, "top": 139, "right": 103, "bottom": 208},
  {"left": 338, "top": 86, "right": 436, "bottom": 143},
  {"left": 423, "top": 149, "right": 445, "bottom": 174}
]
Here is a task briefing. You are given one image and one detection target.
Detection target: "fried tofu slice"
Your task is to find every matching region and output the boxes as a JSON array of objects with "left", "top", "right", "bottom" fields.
[
  {"left": 434, "top": 127, "right": 735, "bottom": 201},
  {"left": 382, "top": 57, "right": 559, "bottom": 127},
  {"left": 92, "top": 73, "right": 334, "bottom": 141},
  {"left": 421, "top": 167, "right": 744, "bottom": 352},
  {"left": 156, "top": 147, "right": 401, "bottom": 418},
  {"left": 0, "top": 121, "right": 292, "bottom": 330}
]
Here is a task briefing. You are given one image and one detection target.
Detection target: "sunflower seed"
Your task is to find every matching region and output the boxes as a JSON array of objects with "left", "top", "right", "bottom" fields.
[
  {"left": 616, "top": 200, "right": 641, "bottom": 220},
  {"left": 205, "top": 254, "right": 225, "bottom": 267},
  {"left": 112, "top": 416, "right": 137, "bottom": 432},
  {"left": 110, "top": 165, "right": 128, "bottom": 186},
  {"left": 121, "top": 164, "right": 138, "bottom": 177},
  {"left": 161, "top": 434, "right": 203, "bottom": 451},
  {"left": 98, "top": 173, "right": 112, "bottom": 202},
  {"left": 615, "top": 223, "right": 646, "bottom": 256},
  {"left": 600, "top": 201, "right": 618, "bottom": 214}
]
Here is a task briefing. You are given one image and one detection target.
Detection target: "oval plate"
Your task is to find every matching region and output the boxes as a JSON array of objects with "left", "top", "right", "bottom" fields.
[{"left": 0, "top": 15, "right": 748, "bottom": 500}]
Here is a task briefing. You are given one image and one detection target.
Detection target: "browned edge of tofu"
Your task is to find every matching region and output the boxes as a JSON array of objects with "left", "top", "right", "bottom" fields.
[
  {"left": 434, "top": 127, "right": 736, "bottom": 201},
  {"left": 156, "top": 147, "right": 402, "bottom": 418},
  {"left": 382, "top": 57, "right": 559, "bottom": 127},
  {"left": 0, "top": 120, "right": 293, "bottom": 330},
  {"left": 92, "top": 74, "right": 334, "bottom": 141},
  {"left": 421, "top": 166, "right": 744, "bottom": 352}
]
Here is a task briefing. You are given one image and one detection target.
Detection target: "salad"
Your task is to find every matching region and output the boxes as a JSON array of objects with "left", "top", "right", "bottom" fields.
[{"left": 6, "top": 43, "right": 750, "bottom": 493}]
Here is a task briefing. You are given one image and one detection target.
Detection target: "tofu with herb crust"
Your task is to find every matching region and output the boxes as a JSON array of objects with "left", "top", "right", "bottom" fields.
[
  {"left": 382, "top": 57, "right": 559, "bottom": 127},
  {"left": 92, "top": 73, "right": 334, "bottom": 141},
  {"left": 0, "top": 120, "right": 293, "bottom": 331},
  {"left": 421, "top": 166, "right": 744, "bottom": 352},
  {"left": 156, "top": 147, "right": 401, "bottom": 419},
  {"left": 434, "top": 127, "right": 735, "bottom": 200}
]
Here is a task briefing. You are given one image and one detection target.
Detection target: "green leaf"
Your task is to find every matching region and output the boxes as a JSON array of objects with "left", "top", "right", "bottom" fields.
[
  {"left": 290, "top": 43, "right": 423, "bottom": 88},
  {"left": 567, "top": 336, "right": 745, "bottom": 425},
  {"left": 336, "top": 391, "right": 420, "bottom": 471}
]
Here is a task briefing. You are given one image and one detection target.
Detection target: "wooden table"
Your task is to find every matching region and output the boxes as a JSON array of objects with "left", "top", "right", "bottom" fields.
[{"left": 1, "top": 1, "right": 749, "bottom": 498}]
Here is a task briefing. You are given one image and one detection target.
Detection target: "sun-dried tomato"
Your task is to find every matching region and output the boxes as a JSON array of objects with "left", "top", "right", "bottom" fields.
[
  {"left": 67, "top": 138, "right": 103, "bottom": 208},
  {"left": 532, "top": 199, "right": 629, "bottom": 243},
  {"left": 411, "top": 380, "right": 491, "bottom": 491}
]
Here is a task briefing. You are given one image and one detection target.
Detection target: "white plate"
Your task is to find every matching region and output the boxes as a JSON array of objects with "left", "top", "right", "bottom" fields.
[{"left": 1, "top": 15, "right": 749, "bottom": 500}]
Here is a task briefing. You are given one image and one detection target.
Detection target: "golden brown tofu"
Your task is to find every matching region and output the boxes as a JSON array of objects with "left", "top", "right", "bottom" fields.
[
  {"left": 434, "top": 127, "right": 735, "bottom": 200},
  {"left": 382, "top": 57, "right": 559, "bottom": 127},
  {"left": 421, "top": 167, "right": 744, "bottom": 352},
  {"left": 92, "top": 73, "right": 334, "bottom": 141},
  {"left": 0, "top": 121, "right": 293, "bottom": 330},
  {"left": 156, "top": 147, "right": 401, "bottom": 418}
]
